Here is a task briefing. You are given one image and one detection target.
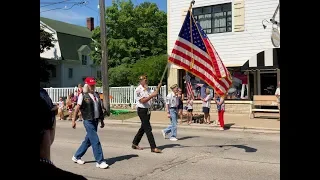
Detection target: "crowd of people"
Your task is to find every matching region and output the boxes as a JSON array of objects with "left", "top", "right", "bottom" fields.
[{"left": 57, "top": 84, "right": 84, "bottom": 121}]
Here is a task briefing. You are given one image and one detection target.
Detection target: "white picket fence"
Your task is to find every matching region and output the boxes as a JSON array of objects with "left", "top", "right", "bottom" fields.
[{"left": 44, "top": 85, "right": 167, "bottom": 109}]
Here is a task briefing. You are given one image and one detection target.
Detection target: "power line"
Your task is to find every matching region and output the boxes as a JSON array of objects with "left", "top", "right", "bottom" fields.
[
  {"left": 40, "top": 1, "right": 86, "bottom": 13},
  {"left": 40, "top": 0, "right": 73, "bottom": 8}
]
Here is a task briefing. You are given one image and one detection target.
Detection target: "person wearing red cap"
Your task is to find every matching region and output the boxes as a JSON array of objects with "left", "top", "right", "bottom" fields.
[{"left": 71, "top": 77, "right": 109, "bottom": 169}]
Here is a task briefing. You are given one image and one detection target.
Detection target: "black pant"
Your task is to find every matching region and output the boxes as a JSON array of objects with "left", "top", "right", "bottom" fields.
[{"left": 132, "top": 107, "right": 157, "bottom": 149}]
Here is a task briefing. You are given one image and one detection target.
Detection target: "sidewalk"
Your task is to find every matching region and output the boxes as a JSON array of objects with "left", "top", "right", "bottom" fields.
[{"left": 106, "top": 111, "right": 280, "bottom": 133}]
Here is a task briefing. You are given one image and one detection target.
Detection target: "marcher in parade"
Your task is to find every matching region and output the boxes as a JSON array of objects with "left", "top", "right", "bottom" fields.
[
  {"left": 39, "top": 88, "right": 87, "bottom": 179},
  {"left": 132, "top": 75, "right": 162, "bottom": 153},
  {"left": 214, "top": 93, "right": 225, "bottom": 130},
  {"left": 161, "top": 84, "right": 179, "bottom": 141},
  {"left": 177, "top": 88, "right": 184, "bottom": 124},
  {"left": 71, "top": 77, "right": 109, "bottom": 169}
]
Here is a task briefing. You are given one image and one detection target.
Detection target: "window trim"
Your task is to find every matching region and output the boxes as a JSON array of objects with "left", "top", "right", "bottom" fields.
[{"left": 193, "top": 3, "right": 233, "bottom": 35}]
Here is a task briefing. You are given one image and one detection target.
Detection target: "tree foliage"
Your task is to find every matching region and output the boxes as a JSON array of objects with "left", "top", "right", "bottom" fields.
[
  {"left": 108, "top": 55, "right": 167, "bottom": 86},
  {"left": 40, "top": 27, "right": 55, "bottom": 83},
  {"left": 90, "top": 0, "right": 167, "bottom": 67}
]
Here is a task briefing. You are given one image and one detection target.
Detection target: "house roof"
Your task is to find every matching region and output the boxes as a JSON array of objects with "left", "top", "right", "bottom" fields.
[
  {"left": 40, "top": 17, "right": 92, "bottom": 38},
  {"left": 40, "top": 17, "right": 93, "bottom": 60}
]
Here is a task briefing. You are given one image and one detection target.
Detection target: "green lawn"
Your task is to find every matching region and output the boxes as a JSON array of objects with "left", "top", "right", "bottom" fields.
[
  {"left": 108, "top": 112, "right": 137, "bottom": 120},
  {"left": 56, "top": 111, "right": 137, "bottom": 121}
]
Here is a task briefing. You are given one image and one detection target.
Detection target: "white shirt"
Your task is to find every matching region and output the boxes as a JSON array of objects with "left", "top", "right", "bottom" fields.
[
  {"left": 275, "top": 87, "right": 280, "bottom": 102},
  {"left": 77, "top": 93, "right": 100, "bottom": 119},
  {"left": 166, "top": 92, "right": 179, "bottom": 108},
  {"left": 135, "top": 85, "right": 152, "bottom": 108},
  {"left": 202, "top": 94, "right": 212, "bottom": 108},
  {"left": 187, "top": 99, "right": 193, "bottom": 110}
]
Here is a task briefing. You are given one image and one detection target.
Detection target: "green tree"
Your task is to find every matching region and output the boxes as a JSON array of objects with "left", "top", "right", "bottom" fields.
[
  {"left": 90, "top": 0, "right": 167, "bottom": 67},
  {"left": 129, "top": 55, "right": 168, "bottom": 86},
  {"left": 40, "top": 27, "right": 55, "bottom": 83}
]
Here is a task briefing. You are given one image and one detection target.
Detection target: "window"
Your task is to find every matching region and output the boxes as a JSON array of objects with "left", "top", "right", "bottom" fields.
[
  {"left": 97, "top": 71, "right": 102, "bottom": 80},
  {"left": 81, "top": 55, "right": 87, "bottom": 65},
  {"left": 193, "top": 3, "right": 232, "bottom": 34},
  {"left": 51, "top": 66, "right": 56, "bottom": 78},
  {"left": 68, "top": 68, "right": 73, "bottom": 78}
]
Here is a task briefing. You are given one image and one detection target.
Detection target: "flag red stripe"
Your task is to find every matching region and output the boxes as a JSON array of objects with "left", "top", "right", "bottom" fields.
[
  {"left": 169, "top": 57, "right": 226, "bottom": 95},
  {"left": 203, "top": 39, "right": 222, "bottom": 78},
  {"left": 175, "top": 41, "right": 213, "bottom": 66},
  {"left": 172, "top": 49, "right": 230, "bottom": 91}
]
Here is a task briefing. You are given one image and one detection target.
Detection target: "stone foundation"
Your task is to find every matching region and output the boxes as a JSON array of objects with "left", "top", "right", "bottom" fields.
[
  {"left": 188, "top": 100, "right": 252, "bottom": 114},
  {"left": 110, "top": 101, "right": 252, "bottom": 114}
]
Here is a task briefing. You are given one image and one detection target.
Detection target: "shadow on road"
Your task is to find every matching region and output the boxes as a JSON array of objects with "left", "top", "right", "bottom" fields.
[
  {"left": 157, "top": 144, "right": 181, "bottom": 150},
  {"left": 178, "top": 136, "right": 199, "bottom": 141},
  {"left": 217, "top": 144, "right": 257, "bottom": 152},
  {"left": 224, "top": 123, "right": 235, "bottom": 130},
  {"left": 85, "top": 154, "right": 139, "bottom": 165}
]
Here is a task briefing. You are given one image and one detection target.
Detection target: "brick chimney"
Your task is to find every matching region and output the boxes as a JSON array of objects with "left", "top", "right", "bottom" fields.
[{"left": 86, "top": 17, "right": 94, "bottom": 31}]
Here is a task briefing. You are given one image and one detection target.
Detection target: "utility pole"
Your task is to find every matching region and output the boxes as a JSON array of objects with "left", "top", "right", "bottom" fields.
[{"left": 99, "top": 0, "right": 110, "bottom": 115}]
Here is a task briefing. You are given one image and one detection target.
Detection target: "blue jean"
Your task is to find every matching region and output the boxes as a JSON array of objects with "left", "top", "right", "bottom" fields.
[
  {"left": 74, "top": 119, "right": 104, "bottom": 164},
  {"left": 163, "top": 108, "right": 178, "bottom": 138}
]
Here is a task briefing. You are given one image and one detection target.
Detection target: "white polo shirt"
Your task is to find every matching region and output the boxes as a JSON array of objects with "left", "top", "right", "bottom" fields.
[
  {"left": 166, "top": 92, "right": 179, "bottom": 108},
  {"left": 135, "top": 85, "right": 152, "bottom": 108}
]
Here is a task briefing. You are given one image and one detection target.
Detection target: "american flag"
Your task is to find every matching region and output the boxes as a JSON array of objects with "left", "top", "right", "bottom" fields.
[
  {"left": 169, "top": 10, "right": 232, "bottom": 96},
  {"left": 185, "top": 74, "right": 194, "bottom": 99}
]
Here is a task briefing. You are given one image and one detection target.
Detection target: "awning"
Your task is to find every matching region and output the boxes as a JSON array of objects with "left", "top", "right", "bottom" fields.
[{"left": 241, "top": 48, "right": 280, "bottom": 71}]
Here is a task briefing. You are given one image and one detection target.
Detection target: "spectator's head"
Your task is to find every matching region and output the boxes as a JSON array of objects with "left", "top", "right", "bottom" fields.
[
  {"left": 78, "top": 83, "right": 82, "bottom": 88},
  {"left": 39, "top": 91, "right": 57, "bottom": 159},
  {"left": 205, "top": 88, "right": 210, "bottom": 95}
]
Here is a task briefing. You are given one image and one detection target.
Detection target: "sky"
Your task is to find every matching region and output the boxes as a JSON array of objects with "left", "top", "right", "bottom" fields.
[{"left": 40, "top": 0, "right": 167, "bottom": 27}]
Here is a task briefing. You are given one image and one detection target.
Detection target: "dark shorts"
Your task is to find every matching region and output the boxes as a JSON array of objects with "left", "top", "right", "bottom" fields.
[
  {"left": 187, "top": 109, "right": 193, "bottom": 112},
  {"left": 177, "top": 103, "right": 183, "bottom": 110},
  {"left": 202, "top": 107, "right": 210, "bottom": 113}
]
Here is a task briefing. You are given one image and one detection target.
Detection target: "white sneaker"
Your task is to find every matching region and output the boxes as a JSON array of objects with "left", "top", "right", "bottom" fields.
[
  {"left": 96, "top": 161, "right": 109, "bottom": 169},
  {"left": 161, "top": 130, "right": 166, "bottom": 139},
  {"left": 72, "top": 156, "right": 85, "bottom": 164},
  {"left": 169, "top": 137, "right": 178, "bottom": 141}
]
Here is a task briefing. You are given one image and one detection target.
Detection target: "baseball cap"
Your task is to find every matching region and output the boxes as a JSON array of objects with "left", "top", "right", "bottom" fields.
[{"left": 84, "top": 77, "right": 96, "bottom": 85}]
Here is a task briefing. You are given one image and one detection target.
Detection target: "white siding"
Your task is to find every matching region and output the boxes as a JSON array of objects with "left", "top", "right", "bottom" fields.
[
  {"left": 40, "top": 22, "right": 62, "bottom": 60},
  {"left": 61, "top": 55, "right": 99, "bottom": 87},
  {"left": 168, "top": 0, "right": 280, "bottom": 67}
]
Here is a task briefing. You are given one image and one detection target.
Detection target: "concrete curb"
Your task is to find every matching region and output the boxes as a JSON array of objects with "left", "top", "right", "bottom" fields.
[{"left": 106, "top": 120, "right": 280, "bottom": 134}]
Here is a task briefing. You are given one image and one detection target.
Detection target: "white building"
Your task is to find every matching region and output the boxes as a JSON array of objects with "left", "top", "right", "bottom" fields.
[
  {"left": 167, "top": 0, "right": 280, "bottom": 100},
  {"left": 40, "top": 17, "right": 100, "bottom": 87}
]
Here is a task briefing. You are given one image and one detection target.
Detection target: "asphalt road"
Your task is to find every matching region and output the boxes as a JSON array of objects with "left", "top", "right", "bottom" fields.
[{"left": 52, "top": 121, "right": 280, "bottom": 180}]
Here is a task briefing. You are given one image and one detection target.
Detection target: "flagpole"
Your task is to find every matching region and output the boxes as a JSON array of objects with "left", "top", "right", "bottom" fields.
[
  {"left": 189, "top": 0, "right": 195, "bottom": 69},
  {"left": 156, "top": 1, "right": 196, "bottom": 93}
]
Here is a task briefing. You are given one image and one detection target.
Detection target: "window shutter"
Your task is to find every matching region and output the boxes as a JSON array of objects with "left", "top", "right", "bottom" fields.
[{"left": 233, "top": 0, "right": 245, "bottom": 32}]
